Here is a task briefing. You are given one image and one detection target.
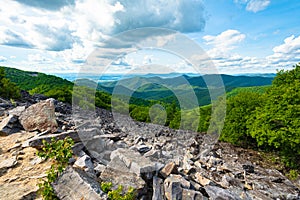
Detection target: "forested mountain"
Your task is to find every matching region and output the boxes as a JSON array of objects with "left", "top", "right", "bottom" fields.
[
  {"left": 1, "top": 64, "right": 299, "bottom": 170},
  {"left": 75, "top": 73, "right": 274, "bottom": 106}
]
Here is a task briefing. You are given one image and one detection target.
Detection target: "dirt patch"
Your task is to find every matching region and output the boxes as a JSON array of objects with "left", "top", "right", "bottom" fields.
[{"left": 0, "top": 131, "right": 52, "bottom": 200}]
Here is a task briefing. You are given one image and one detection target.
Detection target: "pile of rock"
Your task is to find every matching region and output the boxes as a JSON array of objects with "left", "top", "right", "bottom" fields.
[{"left": 0, "top": 95, "right": 299, "bottom": 200}]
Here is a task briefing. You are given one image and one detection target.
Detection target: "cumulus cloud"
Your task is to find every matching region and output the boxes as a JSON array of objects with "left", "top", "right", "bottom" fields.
[
  {"left": 112, "top": 0, "right": 205, "bottom": 33},
  {"left": 267, "top": 35, "right": 300, "bottom": 65},
  {"left": 203, "top": 29, "right": 246, "bottom": 55},
  {"left": 201, "top": 31, "right": 300, "bottom": 74},
  {"left": 1, "top": 0, "right": 206, "bottom": 51},
  {"left": 0, "top": 27, "right": 33, "bottom": 48},
  {"left": 202, "top": 30, "right": 268, "bottom": 73},
  {"left": 32, "top": 24, "right": 77, "bottom": 51},
  {"left": 235, "top": 0, "right": 270, "bottom": 13}
]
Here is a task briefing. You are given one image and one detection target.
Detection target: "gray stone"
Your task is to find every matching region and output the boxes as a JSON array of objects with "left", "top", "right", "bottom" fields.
[
  {"left": 0, "top": 156, "right": 18, "bottom": 175},
  {"left": 0, "top": 115, "right": 21, "bottom": 136},
  {"left": 164, "top": 174, "right": 190, "bottom": 200},
  {"left": 71, "top": 143, "right": 85, "bottom": 156},
  {"left": 204, "top": 185, "right": 242, "bottom": 200},
  {"left": 27, "top": 130, "right": 80, "bottom": 148},
  {"left": 74, "top": 155, "right": 94, "bottom": 172},
  {"left": 110, "top": 148, "right": 163, "bottom": 176},
  {"left": 94, "top": 163, "right": 106, "bottom": 176},
  {"left": 152, "top": 176, "right": 165, "bottom": 200},
  {"left": 85, "top": 137, "right": 107, "bottom": 153},
  {"left": 19, "top": 99, "right": 58, "bottom": 133},
  {"left": 8, "top": 106, "right": 25, "bottom": 117},
  {"left": 52, "top": 167, "right": 106, "bottom": 200},
  {"left": 100, "top": 157, "right": 146, "bottom": 195},
  {"left": 137, "top": 144, "right": 151, "bottom": 153}
]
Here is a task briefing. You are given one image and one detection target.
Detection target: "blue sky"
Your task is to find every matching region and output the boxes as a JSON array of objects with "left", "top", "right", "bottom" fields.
[{"left": 0, "top": 0, "right": 299, "bottom": 74}]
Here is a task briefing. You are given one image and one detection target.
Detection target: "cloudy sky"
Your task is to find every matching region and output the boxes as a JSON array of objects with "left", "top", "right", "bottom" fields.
[{"left": 0, "top": 0, "right": 299, "bottom": 74}]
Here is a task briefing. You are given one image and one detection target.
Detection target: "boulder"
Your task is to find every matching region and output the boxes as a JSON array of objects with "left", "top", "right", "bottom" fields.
[
  {"left": 110, "top": 148, "right": 163, "bottom": 176},
  {"left": 164, "top": 174, "right": 190, "bottom": 200},
  {"left": 100, "top": 156, "right": 146, "bottom": 195},
  {"left": 52, "top": 167, "right": 106, "bottom": 200},
  {"left": 19, "top": 99, "right": 58, "bottom": 133}
]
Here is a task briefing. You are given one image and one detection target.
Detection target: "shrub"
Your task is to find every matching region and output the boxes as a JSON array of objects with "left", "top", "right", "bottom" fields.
[
  {"left": 100, "top": 182, "right": 136, "bottom": 200},
  {"left": 37, "top": 137, "right": 74, "bottom": 200},
  {"left": 247, "top": 64, "right": 300, "bottom": 167}
]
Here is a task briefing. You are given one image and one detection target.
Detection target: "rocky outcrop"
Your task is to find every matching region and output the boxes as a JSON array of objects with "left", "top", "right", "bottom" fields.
[
  {"left": 0, "top": 95, "right": 299, "bottom": 200},
  {"left": 19, "top": 99, "right": 58, "bottom": 133}
]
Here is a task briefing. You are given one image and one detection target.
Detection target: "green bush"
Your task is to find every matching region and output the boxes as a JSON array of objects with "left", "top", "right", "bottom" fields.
[
  {"left": 287, "top": 169, "right": 299, "bottom": 181},
  {"left": 247, "top": 64, "right": 300, "bottom": 167},
  {"left": 100, "top": 182, "right": 136, "bottom": 200},
  {"left": 37, "top": 137, "right": 74, "bottom": 200}
]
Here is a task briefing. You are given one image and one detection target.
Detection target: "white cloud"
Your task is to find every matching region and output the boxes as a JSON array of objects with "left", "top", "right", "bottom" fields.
[
  {"left": 0, "top": 0, "right": 206, "bottom": 51},
  {"left": 272, "top": 35, "right": 300, "bottom": 54},
  {"left": 112, "top": 0, "right": 205, "bottom": 33},
  {"left": 0, "top": 56, "right": 7, "bottom": 62},
  {"left": 203, "top": 29, "right": 246, "bottom": 56},
  {"left": 267, "top": 35, "right": 300, "bottom": 65},
  {"left": 0, "top": 0, "right": 207, "bottom": 74},
  {"left": 235, "top": 0, "right": 271, "bottom": 13},
  {"left": 0, "top": 26, "right": 33, "bottom": 48},
  {"left": 246, "top": 0, "right": 270, "bottom": 12},
  {"left": 201, "top": 32, "right": 300, "bottom": 74}
]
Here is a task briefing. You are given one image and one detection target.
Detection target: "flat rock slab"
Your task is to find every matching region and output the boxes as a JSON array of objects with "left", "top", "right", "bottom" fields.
[
  {"left": 26, "top": 130, "right": 80, "bottom": 148},
  {"left": 0, "top": 156, "right": 18, "bottom": 175},
  {"left": 100, "top": 157, "right": 146, "bottom": 194},
  {"left": 152, "top": 176, "right": 165, "bottom": 200},
  {"left": 8, "top": 106, "right": 25, "bottom": 117},
  {"left": 110, "top": 148, "right": 163, "bottom": 176},
  {"left": 204, "top": 185, "right": 242, "bottom": 200},
  {"left": 19, "top": 99, "right": 58, "bottom": 133},
  {"left": 52, "top": 167, "right": 106, "bottom": 200}
]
